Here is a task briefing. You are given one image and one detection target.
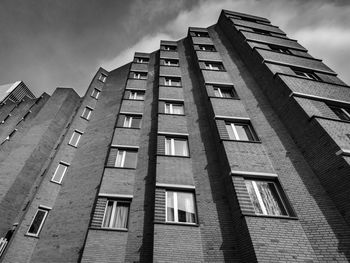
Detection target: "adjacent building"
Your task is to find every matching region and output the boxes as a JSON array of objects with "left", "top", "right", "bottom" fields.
[{"left": 1, "top": 9, "right": 350, "bottom": 262}]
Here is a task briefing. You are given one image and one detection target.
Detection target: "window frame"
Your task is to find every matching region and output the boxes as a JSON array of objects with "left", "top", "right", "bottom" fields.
[
  {"left": 204, "top": 62, "right": 225, "bottom": 71},
  {"left": 122, "top": 115, "right": 142, "bottom": 128},
  {"left": 132, "top": 71, "right": 147, "bottom": 80},
  {"left": 26, "top": 207, "right": 50, "bottom": 237},
  {"left": 81, "top": 107, "right": 93, "bottom": 120},
  {"left": 329, "top": 105, "right": 350, "bottom": 121},
  {"left": 244, "top": 178, "right": 289, "bottom": 217},
  {"left": 51, "top": 162, "right": 69, "bottom": 184},
  {"left": 162, "top": 45, "right": 177, "bottom": 51},
  {"left": 198, "top": 44, "right": 216, "bottom": 51},
  {"left": 128, "top": 90, "right": 145, "bottom": 100},
  {"left": 225, "top": 121, "right": 259, "bottom": 142},
  {"left": 112, "top": 148, "right": 138, "bottom": 168},
  {"left": 164, "top": 77, "right": 181, "bottom": 86},
  {"left": 101, "top": 199, "right": 131, "bottom": 230},
  {"left": 192, "top": 31, "right": 210, "bottom": 38},
  {"left": 268, "top": 45, "right": 292, "bottom": 55},
  {"left": 291, "top": 68, "right": 322, "bottom": 81},
  {"left": 213, "top": 86, "right": 237, "bottom": 99},
  {"left": 135, "top": 57, "right": 149, "bottom": 64},
  {"left": 165, "top": 137, "right": 189, "bottom": 157},
  {"left": 165, "top": 190, "right": 197, "bottom": 224},
  {"left": 164, "top": 59, "right": 179, "bottom": 66},
  {"left": 91, "top": 88, "right": 100, "bottom": 99},
  {"left": 98, "top": 73, "right": 107, "bottom": 83},
  {"left": 164, "top": 102, "right": 184, "bottom": 115},
  {"left": 68, "top": 130, "right": 83, "bottom": 147}
]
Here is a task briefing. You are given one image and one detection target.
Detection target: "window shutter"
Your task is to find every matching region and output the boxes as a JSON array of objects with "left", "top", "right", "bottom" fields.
[
  {"left": 198, "top": 61, "right": 206, "bottom": 70},
  {"left": 232, "top": 176, "right": 256, "bottom": 215},
  {"left": 206, "top": 84, "right": 215, "bottom": 97},
  {"left": 117, "top": 115, "right": 125, "bottom": 127},
  {"left": 160, "top": 59, "right": 165, "bottom": 66},
  {"left": 129, "top": 72, "right": 135, "bottom": 79},
  {"left": 215, "top": 119, "right": 230, "bottom": 140},
  {"left": 157, "top": 135, "right": 166, "bottom": 155},
  {"left": 154, "top": 188, "right": 166, "bottom": 222},
  {"left": 90, "top": 197, "right": 108, "bottom": 228},
  {"left": 158, "top": 101, "right": 165, "bottom": 114},
  {"left": 124, "top": 91, "right": 131, "bottom": 99},
  {"left": 106, "top": 148, "right": 117, "bottom": 167},
  {"left": 193, "top": 44, "right": 200, "bottom": 51},
  {"left": 159, "top": 77, "right": 165, "bottom": 86}
]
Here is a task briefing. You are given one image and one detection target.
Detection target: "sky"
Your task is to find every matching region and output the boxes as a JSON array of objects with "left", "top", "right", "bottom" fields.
[{"left": 0, "top": 0, "right": 349, "bottom": 96}]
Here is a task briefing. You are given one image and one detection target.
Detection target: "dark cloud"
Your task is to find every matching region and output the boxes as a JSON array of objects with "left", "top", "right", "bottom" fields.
[{"left": 0, "top": 0, "right": 349, "bottom": 97}]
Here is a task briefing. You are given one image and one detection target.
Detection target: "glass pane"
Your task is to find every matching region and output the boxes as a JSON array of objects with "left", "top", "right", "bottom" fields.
[
  {"left": 214, "top": 89, "right": 221, "bottom": 97},
  {"left": 52, "top": 164, "right": 67, "bottom": 182},
  {"left": 28, "top": 210, "right": 47, "bottom": 234},
  {"left": 172, "top": 104, "right": 184, "bottom": 114},
  {"left": 70, "top": 132, "right": 80, "bottom": 146},
  {"left": 165, "top": 104, "right": 171, "bottom": 114},
  {"left": 226, "top": 124, "right": 237, "bottom": 140},
  {"left": 136, "top": 92, "right": 144, "bottom": 100},
  {"left": 166, "top": 191, "right": 175, "bottom": 222},
  {"left": 165, "top": 138, "right": 171, "bottom": 155},
  {"left": 115, "top": 150, "right": 124, "bottom": 167},
  {"left": 114, "top": 202, "right": 129, "bottom": 228},
  {"left": 131, "top": 117, "right": 141, "bottom": 128},
  {"left": 124, "top": 151, "right": 137, "bottom": 168},
  {"left": 103, "top": 201, "right": 113, "bottom": 227},
  {"left": 174, "top": 139, "right": 188, "bottom": 156},
  {"left": 245, "top": 180, "right": 263, "bottom": 214},
  {"left": 256, "top": 181, "right": 287, "bottom": 216},
  {"left": 331, "top": 107, "right": 350, "bottom": 121},
  {"left": 221, "top": 89, "right": 233, "bottom": 98},
  {"left": 177, "top": 192, "right": 196, "bottom": 223},
  {"left": 235, "top": 124, "right": 252, "bottom": 141},
  {"left": 124, "top": 116, "right": 132, "bottom": 127}
]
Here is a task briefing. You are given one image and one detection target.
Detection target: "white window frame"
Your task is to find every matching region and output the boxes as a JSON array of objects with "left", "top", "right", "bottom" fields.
[
  {"left": 165, "top": 102, "right": 184, "bottom": 114},
  {"left": 165, "top": 191, "right": 196, "bottom": 224},
  {"left": 165, "top": 137, "right": 189, "bottom": 156},
  {"left": 164, "top": 78, "right": 180, "bottom": 86},
  {"left": 205, "top": 62, "right": 222, "bottom": 71},
  {"left": 246, "top": 180, "right": 288, "bottom": 216},
  {"left": 226, "top": 122, "right": 256, "bottom": 141},
  {"left": 26, "top": 207, "right": 49, "bottom": 237},
  {"left": 91, "top": 89, "right": 100, "bottom": 99},
  {"left": 214, "top": 87, "right": 234, "bottom": 98},
  {"left": 115, "top": 150, "right": 126, "bottom": 167},
  {"left": 129, "top": 91, "right": 144, "bottom": 100},
  {"left": 81, "top": 107, "right": 93, "bottom": 120},
  {"left": 101, "top": 199, "right": 130, "bottom": 229},
  {"left": 164, "top": 59, "right": 178, "bottom": 66},
  {"left": 51, "top": 162, "right": 69, "bottom": 184},
  {"left": 68, "top": 130, "right": 83, "bottom": 147},
  {"left": 98, "top": 74, "right": 107, "bottom": 83},
  {"left": 133, "top": 72, "right": 147, "bottom": 79},
  {"left": 136, "top": 57, "right": 148, "bottom": 63}
]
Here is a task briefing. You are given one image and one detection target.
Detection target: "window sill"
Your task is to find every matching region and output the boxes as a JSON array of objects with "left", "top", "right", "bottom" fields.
[
  {"left": 132, "top": 62, "right": 149, "bottom": 65},
  {"left": 122, "top": 98, "right": 145, "bottom": 101},
  {"left": 104, "top": 166, "right": 136, "bottom": 170},
  {"left": 80, "top": 117, "right": 90, "bottom": 121},
  {"left": 158, "top": 113, "right": 186, "bottom": 116},
  {"left": 90, "top": 95, "right": 98, "bottom": 100},
  {"left": 310, "top": 115, "right": 350, "bottom": 124},
  {"left": 50, "top": 180, "right": 62, "bottom": 185},
  {"left": 209, "top": 96, "right": 240, "bottom": 100},
  {"left": 128, "top": 77, "right": 148, "bottom": 81},
  {"left": 115, "top": 126, "right": 141, "bottom": 130},
  {"left": 154, "top": 221, "right": 199, "bottom": 227},
  {"left": 68, "top": 144, "right": 78, "bottom": 148},
  {"left": 159, "top": 85, "right": 183, "bottom": 88},
  {"left": 25, "top": 233, "right": 39, "bottom": 238},
  {"left": 195, "top": 49, "right": 217, "bottom": 52},
  {"left": 90, "top": 227, "right": 128, "bottom": 232},
  {"left": 161, "top": 65, "right": 180, "bottom": 67},
  {"left": 221, "top": 139, "right": 262, "bottom": 144},
  {"left": 201, "top": 68, "right": 226, "bottom": 72},
  {"left": 157, "top": 154, "right": 191, "bottom": 159},
  {"left": 242, "top": 212, "right": 298, "bottom": 220}
]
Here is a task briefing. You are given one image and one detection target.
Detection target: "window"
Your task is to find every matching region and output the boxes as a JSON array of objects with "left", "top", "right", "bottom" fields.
[
  {"left": 198, "top": 45, "right": 216, "bottom": 51},
  {"left": 119, "top": 115, "right": 142, "bottom": 128},
  {"left": 51, "top": 162, "right": 69, "bottom": 183},
  {"left": 166, "top": 191, "right": 196, "bottom": 224},
  {"left": 102, "top": 200, "right": 130, "bottom": 229},
  {"left": 135, "top": 57, "right": 149, "bottom": 63},
  {"left": 129, "top": 91, "right": 145, "bottom": 100},
  {"left": 164, "top": 77, "right": 181, "bottom": 86},
  {"left": 204, "top": 62, "right": 225, "bottom": 71},
  {"left": 132, "top": 72, "right": 147, "bottom": 80},
  {"left": 245, "top": 179, "right": 288, "bottom": 216},
  {"left": 22, "top": 111, "right": 31, "bottom": 121},
  {"left": 165, "top": 137, "right": 189, "bottom": 156},
  {"left": 329, "top": 105, "right": 350, "bottom": 121},
  {"left": 27, "top": 207, "right": 49, "bottom": 236},
  {"left": 108, "top": 148, "right": 137, "bottom": 168},
  {"left": 192, "top": 31, "right": 209, "bottom": 37},
  {"left": 98, "top": 73, "right": 107, "bottom": 83},
  {"left": 81, "top": 107, "right": 93, "bottom": 120},
  {"left": 268, "top": 45, "right": 292, "bottom": 55},
  {"left": 164, "top": 102, "right": 184, "bottom": 115},
  {"left": 91, "top": 89, "right": 100, "bottom": 99},
  {"left": 6, "top": 129, "right": 17, "bottom": 140},
  {"left": 252, "top": 28, "right": 271, "bottom": 35},
  {"left": 291, "top": 68, "right": 321, "bottom": 81},
  {"left": 164, "top": 59, "right": 179, "bottom": 66},
  {"left": 225, "top": 122, "right": 258, "bottom": 141},
  {"left": 162, "top": 45, "right": 177, "bottom": 51},
  {"left": 213, "top": 86, "right": 237, "bottom": 98},
  {"left": 69, "top": 130, "right": 83, "bottom": 147}
]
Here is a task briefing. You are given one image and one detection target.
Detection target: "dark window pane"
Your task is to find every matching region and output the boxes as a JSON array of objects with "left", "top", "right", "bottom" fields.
[{"left": 28, "top": 210, "right": 47, "bottom": 234}]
